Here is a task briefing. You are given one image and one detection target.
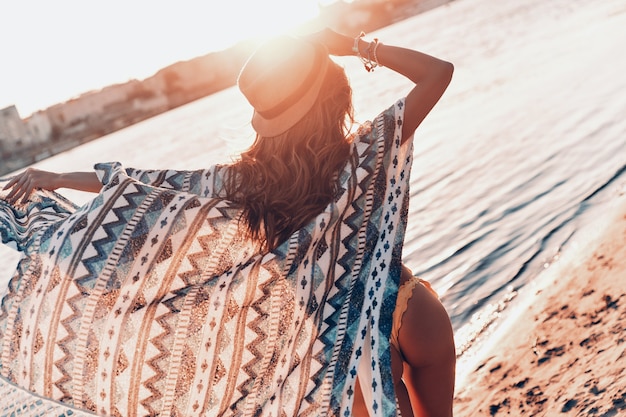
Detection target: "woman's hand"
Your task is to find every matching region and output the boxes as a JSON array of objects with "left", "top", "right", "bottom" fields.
[
  {"left": 2, "top": 169, "right": 101, "bottom": 204},
  {"left": 2, "top": 168, "right": 61, "bottom": 204},
  {"left": 305, "top": 28, "right": 354, "bottom": 56}
]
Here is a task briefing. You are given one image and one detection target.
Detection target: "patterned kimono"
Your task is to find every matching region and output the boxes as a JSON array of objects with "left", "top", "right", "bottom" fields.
[{"left": 0, "top": 99, "right": 413, "bottom": 416}]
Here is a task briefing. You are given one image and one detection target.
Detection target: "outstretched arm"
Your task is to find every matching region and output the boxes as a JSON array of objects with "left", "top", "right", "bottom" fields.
[
  {"left": 307, "top": 28, "right": 454, "bottom": 144},
  {"left": 2, "top": 168, "right": 101, "bottom": 204}
]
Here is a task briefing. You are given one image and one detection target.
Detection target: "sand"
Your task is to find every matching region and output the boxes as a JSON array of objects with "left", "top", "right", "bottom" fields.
[{"left": 453, "top": 191, "right": 626, "bottom": 416}]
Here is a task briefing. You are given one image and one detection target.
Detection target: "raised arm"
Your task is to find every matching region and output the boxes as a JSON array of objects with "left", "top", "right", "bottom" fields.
[
  {"left": 308, "top": 29, "right": 453, "bottom": 144},
  {"left": 371, "top": 42, "right": 453, "bottom": 144},
  {"left": 2, "top": 168, "right": 101, "bottom": 204}
]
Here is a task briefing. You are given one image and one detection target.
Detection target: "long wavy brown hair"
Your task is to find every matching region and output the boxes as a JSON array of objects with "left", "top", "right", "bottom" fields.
[{"left": 225, "top": 60, "right": 354, "bottom": 251}]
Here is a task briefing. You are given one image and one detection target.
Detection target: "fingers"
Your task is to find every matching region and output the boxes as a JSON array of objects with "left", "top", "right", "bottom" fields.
[
  {"left": 2, "top": 176, "right": 17, "bottom": 192},
  {"left": 2, "top": 169, "right": 36, "bottom": 205},
  {"left": 4, "top": 176, "right": 31, "bottom": 205},
  {"left": 306, "top": 28, "right": 350, "bottom": 56}
]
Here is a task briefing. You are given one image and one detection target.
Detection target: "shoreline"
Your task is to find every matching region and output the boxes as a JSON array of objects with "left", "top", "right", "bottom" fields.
[{"left": 453, "top": 190, "right": 626, "bottom": 416}]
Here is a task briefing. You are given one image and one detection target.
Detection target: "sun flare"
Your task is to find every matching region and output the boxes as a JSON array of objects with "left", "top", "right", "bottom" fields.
[
  {"left": 1, "top": 0, "right": 331, "bottom": 116},
  {"left": 210, "top": 0, "right": 323, "bottom": 46}
]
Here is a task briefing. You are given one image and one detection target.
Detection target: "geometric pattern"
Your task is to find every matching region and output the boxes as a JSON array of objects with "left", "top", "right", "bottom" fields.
[{"left": 0, "top": 99, "right": 413, "bottom": 417}]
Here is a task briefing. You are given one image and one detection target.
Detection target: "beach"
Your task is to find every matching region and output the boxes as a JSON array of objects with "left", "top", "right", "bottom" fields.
[
  {"left": 0, "top": 0, "right": 625, "bottom": 414},
  {"left": 454, "top": 190, "right": 626, "bottom": 416}
]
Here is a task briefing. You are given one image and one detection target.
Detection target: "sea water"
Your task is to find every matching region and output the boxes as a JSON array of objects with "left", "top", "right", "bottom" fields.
[{"left": 1, "top": 0, "right": 625, "bottom": 384}]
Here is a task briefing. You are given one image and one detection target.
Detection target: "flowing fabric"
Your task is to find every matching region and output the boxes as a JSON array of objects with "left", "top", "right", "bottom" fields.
[{"left": 0, "top": 99, "right": 413, "bottom": 417}]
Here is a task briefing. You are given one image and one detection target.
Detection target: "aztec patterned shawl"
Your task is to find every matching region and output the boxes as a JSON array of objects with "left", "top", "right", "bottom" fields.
[{"left": 0, "top": 99, "right": 413, "bottom": 417}]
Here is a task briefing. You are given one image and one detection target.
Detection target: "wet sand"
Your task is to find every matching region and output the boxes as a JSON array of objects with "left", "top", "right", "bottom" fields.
[{"left": 454, "top": 192, "right": 626, "bottom": 416}]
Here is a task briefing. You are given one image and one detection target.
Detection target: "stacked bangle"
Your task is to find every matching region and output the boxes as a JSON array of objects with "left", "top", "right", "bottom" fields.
[{"left": 352, "top": 31, "right": 383, "bottom": 72}]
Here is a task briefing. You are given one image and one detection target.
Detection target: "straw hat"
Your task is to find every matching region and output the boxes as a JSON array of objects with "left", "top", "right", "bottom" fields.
[{"left": 238, "top": 36, "right": 330, "bottom": 137}]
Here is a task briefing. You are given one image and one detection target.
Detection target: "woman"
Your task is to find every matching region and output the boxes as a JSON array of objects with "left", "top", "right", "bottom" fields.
[{"left": 0, "top": 29, "right": 453, "bottom": 416}]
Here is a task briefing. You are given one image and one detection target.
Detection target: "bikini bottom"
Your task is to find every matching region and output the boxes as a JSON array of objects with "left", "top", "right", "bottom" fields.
[{"left": 390, "top": 277, "right": 438, "bottom": 356}]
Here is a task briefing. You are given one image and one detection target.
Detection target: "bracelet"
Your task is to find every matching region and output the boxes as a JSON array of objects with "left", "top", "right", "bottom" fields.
[
  {"left": 352, "top": 31, "right": 364, "bottom": 54},
  {"left": 353, "top": 32, "right": 381, "bottom": 73},
  {"left": 372, "top": 39, "right": 382, "bottom": 68}
]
